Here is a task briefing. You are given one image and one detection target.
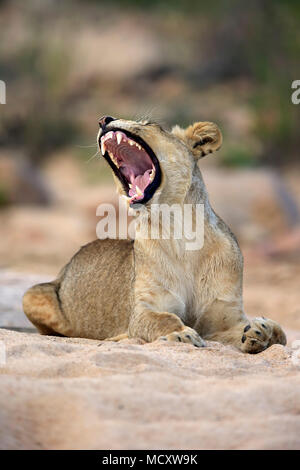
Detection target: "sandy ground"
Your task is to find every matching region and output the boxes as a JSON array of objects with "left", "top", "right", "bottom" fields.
[
  {"left": 0, "top": 257, "right": 300, "bottom": 450},
  {"left": 0, "top": 329, "right": 300, "bottom": 450}
]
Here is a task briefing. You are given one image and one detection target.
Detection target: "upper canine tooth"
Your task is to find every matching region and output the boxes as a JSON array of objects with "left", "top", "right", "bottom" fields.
[
  {"left": 101, "top": 140, "right": 106, "bottom": 155},
  {"left": 116, "top": 132, "right": 123, "bottom": 145}
]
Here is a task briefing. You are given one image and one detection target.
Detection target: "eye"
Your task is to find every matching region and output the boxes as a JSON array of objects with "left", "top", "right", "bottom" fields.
[
  {"left": 140, "top": 120, "right": 165, "bottom": 132},
  {"left": 142, "top": 120, "right": 158, "bottom": 127}
]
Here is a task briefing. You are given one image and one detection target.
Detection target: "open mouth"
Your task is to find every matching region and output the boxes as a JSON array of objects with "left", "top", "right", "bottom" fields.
[{"left": 99, "top": 129, "right": 161, "bottom": 205}]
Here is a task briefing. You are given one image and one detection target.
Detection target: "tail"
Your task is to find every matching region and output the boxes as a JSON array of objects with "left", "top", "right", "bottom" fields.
[{"left": 23, "top": 282, "right": 70, "bottom": 336}]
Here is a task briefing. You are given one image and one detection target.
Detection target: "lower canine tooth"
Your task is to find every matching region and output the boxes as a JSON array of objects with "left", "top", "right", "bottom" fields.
[
  {"left": 149, "top": 169, "right": 155, "bottom": 182},
  {"left": 136, "top": 185, "right": 143, "bottom": 197}
]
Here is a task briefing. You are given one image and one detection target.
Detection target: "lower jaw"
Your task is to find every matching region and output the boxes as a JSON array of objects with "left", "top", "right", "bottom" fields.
[{"left": 118, "top": 183, "right": 158, "bottom": 206}]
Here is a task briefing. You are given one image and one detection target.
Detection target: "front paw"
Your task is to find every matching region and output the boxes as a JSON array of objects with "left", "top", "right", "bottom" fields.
[
  {"left": 241, "top": 317, "right": 286, "bottom": 354},
  {"left": 159, "top": 326, "right": 206, "bottom": 348}
]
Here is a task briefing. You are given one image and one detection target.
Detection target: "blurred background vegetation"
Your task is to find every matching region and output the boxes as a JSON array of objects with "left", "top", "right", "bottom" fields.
[
  {"left": 0, "top": 0, "right": 299, "bottom": 272},
  {"left": 0, "top": 0, "right": 299, "bottom": 167}
]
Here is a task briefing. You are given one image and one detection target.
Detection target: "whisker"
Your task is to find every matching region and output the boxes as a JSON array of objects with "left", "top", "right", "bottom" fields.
[
  {"left": 76, "top": 144, "right": 98, "bottom": 148},
  {"left": 86, "top": 149, "right": 101, "bottom": 163},
  {"left": 135, "top": 107, "right": 165, "bottom": 127}
]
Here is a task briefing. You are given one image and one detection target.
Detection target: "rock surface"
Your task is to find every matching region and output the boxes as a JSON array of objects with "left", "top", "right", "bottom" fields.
[{"left": 0, "top": 328, "right": 300, "bottom": 450}]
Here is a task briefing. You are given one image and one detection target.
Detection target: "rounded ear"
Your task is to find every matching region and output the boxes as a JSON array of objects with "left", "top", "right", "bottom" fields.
[{"left": 172, "top": 121, "right": 223, "bottom": 159}]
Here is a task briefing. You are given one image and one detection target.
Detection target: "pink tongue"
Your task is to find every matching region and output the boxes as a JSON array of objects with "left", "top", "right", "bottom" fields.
[{"left": 128, "top": 169, "right": 152, "bottom": 198}]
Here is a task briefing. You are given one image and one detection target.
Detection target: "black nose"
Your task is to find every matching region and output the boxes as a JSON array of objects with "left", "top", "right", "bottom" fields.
[{"left": 98, "top": 115, "right": 115, "bottom": 129}]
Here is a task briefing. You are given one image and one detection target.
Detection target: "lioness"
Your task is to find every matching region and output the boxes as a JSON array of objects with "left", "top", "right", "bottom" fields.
[{"left": 23, "top": 116, "right": 286, "bottom": 353}]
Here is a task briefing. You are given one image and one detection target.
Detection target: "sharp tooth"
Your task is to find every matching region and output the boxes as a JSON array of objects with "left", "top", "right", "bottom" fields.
[
  {"left": 137, "top": 144, "right": 142, "bottom": 150},
  {"left": 106, "top": 131, "right": 113, "bottom": 140},
  {"left": 129, "top": 183, "right": 132, "bottom": 188},
  {"left": 116, "top": 132, "right": 123, "bottom": 145},
  {"left": 129, "top": 140, "right": 135, "bottom": 146},
  {"left": 136, "top": 185, "right": 143, "bottom": 197},
  {"left": 101, "top": 139, "right": 106, "bottom": 155},
  {"left": 149, "top": 169, "right": 155, "bottom": 182},
  {"left": 108, "top": 151, "right": 118, "bottom": 167}
]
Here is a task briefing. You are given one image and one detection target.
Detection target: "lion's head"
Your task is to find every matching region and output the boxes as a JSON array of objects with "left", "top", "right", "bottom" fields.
[{"left": 97, "top": 116, "right": 222, "bottom": 206}]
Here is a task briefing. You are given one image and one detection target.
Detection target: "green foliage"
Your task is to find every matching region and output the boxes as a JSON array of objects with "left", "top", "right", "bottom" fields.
[
  {"left": 25, "top": 116, "right": 79, "bottom": 162},
  {"left": 0, "top": 184, "right": 9, "bottom": 207},
  {"left": 220, "top": 145, "right": 257, "bottom": 168}
]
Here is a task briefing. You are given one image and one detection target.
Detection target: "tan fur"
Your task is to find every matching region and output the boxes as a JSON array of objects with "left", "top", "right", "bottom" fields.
[{"left": 23, "top": 119, "right": 286, "bottom": 353}]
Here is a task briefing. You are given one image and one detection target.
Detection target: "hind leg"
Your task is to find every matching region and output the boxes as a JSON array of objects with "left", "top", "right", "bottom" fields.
[{"left": 23, "top": 282, "right": 72, "bottom": 336}]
